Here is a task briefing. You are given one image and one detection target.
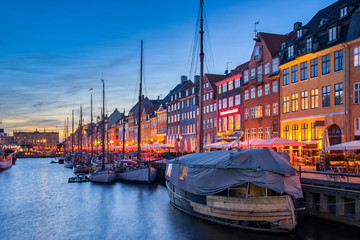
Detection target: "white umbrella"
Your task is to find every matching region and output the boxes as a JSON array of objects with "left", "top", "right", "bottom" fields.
[
  {"left": 326, "top": 141, "right": 360, "bottom": 151},
  {"left": 322, "top": 129, "right": 330, "bottom": 152}
]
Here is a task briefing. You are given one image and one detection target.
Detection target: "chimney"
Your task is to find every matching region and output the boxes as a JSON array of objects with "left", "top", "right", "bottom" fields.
[
  {"left": 181, "top": 75, "right": 187, "bottom": 84},
  {"left": 294, "top": 22, "right": 302, "bottom": 31},
  {"left": 194, "top": 75, "right": 200, "bottom": 85}
]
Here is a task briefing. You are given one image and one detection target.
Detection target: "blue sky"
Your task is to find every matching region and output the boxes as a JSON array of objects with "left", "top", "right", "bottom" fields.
[{"left": 0, "top": 0, "right": 336, "bottom": 139}]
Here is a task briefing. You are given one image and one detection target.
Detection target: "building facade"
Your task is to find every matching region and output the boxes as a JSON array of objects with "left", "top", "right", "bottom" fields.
[{"left": 13, "top": 130, "right": 59, "bottom": 148}]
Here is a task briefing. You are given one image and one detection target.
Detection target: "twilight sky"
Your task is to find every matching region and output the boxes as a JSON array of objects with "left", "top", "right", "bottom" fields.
[{"left": 0, "top": 0, "right": 336, "bottom": 139}]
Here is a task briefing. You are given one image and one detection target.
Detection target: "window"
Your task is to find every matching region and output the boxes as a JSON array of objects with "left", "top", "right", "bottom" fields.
[
  {"left": 310, "top": 89, "right": 319, "bottom": 109},
  {"left": 235, "top": 78, "right": 240, "bottom": 88},
  {"left": 258, "top": 128, "right": 264, "bottom": 139},
  {"left": 229, "top": 116, "right": 234, "bottom": 131},
  {"left": 301, "top": 91, "right": 309, "bottom": 110},
  {"left": 329, "top": 27, "right": 337, "bottom": 42},
  {"left": 322, "top": 86, "right": 331, "bottom": 107},
  {"left": 273, "top": 81, "right": 278, "bottom": 93},
  {"left": 322, "top": 54, "right": 330, "bottom": 75},
  {"left": 283, "top": 96, "right": 290, "bottom": 114},
  {"left": 257, "top": 65, "right": 263, "bottom": 82},
  {"left": 311, "top": 122, "right": 319, "bottom": 140},
  {"left": 301, "top": 62, "right": 308, "bottom": 81},
  {"left": 251, "top": 128, "right": 256, "bottom": 139},
  {"left": 306, "top": 38, "right": 312, "bottom": 52},
  {"left": 251, "top": 88, "right": 256, "bottom": 99},
  {"left": 288, "top": 46, "right": 294, "bottom": 58},
  {"left": 265, "top": 83, "right": 270, "bottom": 95},
  {"left": 301, "top": 123, "right": 308, "bottom": 141},
  {"left": 223, "top": 98, "right": 228, "bottom": 109},
  {"left": 255, "top": 106, "right": 263, "bottom": 119},
  {"left": 355, "top": 118, "right": 360, "bottom": 136},
  {"left": 245, "top": 109, "right": 249, "bottom": 120},
  {"left": 218, "top": 100, "right": 222, "bottom": 110},
  {"left": 254, "top": 46, "right": 261, "bottom": 61},
  {"left": 228, "top": 81, "right": 234, "bottom": 90},
  {"left": 210, "top": 104, "right": 213, "bottom": 112},
  {"left": 223, "top": 117, "right": 228, "bottom": 131},
  {"left": 292, "top": 124, "right": 299, "bottom": 141},
  {"left": 210, "top": 92, "right": 213, "bottom": 99},
  {"left": 245, "top": 90, "right": 249, "bottom": 100},
  {"left": 245, "top": 129, "right": 249, "bottom": 141},
  {"left": 244, "top": 70, "right": 249, "bottom": 83},
  {"left": 291, "top": 93, "right": 299, "bottom": 112},
  {"left": 250, "top": 68, "right": 256, "bottom": 79},
  {"left": 228, "top": 97, "right": 234, "bottom": 107},
  {"left": 222, "top": 83, "right": 227, "bottom": 93},
  {"left": 235, "top": 114, "right": 241, "bottom": 130},
  {"left": 283, "top": 68, "right": 289, "bottom": 86},
  {"left": 340, "top": 7, "right": 348, "bottom": 17},
  {"left": 355, "top": 82, "right": 360, "bottom": 104},
  {"left": 265, "top": 127, "right": 271, "bottom": 139},
  {"left": 335, "top": 83, "right": 343, "bottom": 105},
  {"left": 334, "top": 50, "right": 343, "bottom": 72},
  {"left": 218, "top": 86, "right": 221, "bottom": 94},
  {"left": 265, "top": 104, "right": 270, "bottom": 117},
  {"left": 273, "top": 103, "right": 278, "bottom": 116},
  {"left": 355, "top": 47, "right": 360, "bottom": 67},
  {"left": 311, "top": 58, "right": 318, "bottom": 78},
  {"left": 264, "top": 63, "right": 270, "bottom": 75},
  {"left": 291, "top": 65, "right": 298, "bottom": 83},
  {"left": 235, "top": 94, "right": 241, "bottom": 105},
  {"left": 251, "top": 107, "right": 255, "bottom": 119},
  {"left": 283, "top": 125, "right": 289, "bottom": 139},
  {"left": 272, "top": 58, "right": 279, "bottom": 73},
  {"left": 297, "top": 29, "right": 302, "bottom": 38},
  {"left": 258, "top": 86, "right": 262, "bottom": 97}
]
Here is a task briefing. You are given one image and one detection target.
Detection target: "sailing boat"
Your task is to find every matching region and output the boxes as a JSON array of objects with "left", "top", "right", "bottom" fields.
[
  {"left": 89, "top": 79, "right": 116, "bottom": 183},
  {"left": 74, "top": 105, "right": 92, "bottom": 174},
  {"left": 116, "top": 40, "right": 158, "bottom": 183},
  {"left": 64, "top": 110, "right": 75, "bottom": 168},
  {"left": 165, "top": 0, "right": 304, "bottom": 232},
  {"left": 0, "top": 148, "right": 13, "bottom": 171}
]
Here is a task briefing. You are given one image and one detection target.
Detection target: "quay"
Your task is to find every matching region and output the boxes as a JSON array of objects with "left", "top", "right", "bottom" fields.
[{"left": 154, "top": 161, "right": 360, "bottom": 228}]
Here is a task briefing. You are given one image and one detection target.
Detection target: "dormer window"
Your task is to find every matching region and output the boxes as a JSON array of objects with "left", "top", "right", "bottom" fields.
[
  {"left": 297, "top": 29, "right": 303, "bottom": 38},
  {"left": 288, "top": 45, "right": 294, "bottom": 58},
  {"left": 306, "top": 38, "right": 312, "bottom": 52},
  {"left": 281, "top": 43, "right": 286, "bottom": 50},
  {"left": 319, "top": 18, "right": 328, "bottom": 27},
  {"left": 329, "top": 27, "right": 337, "bottom": 42},
  {"left": 340, "top": 7, "right": 348, "bottom": 18}
]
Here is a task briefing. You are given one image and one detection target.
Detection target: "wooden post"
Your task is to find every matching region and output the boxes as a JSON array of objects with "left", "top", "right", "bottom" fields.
[
  {"left": 305, "top": 192, "right": 313, "bottom": 212},
  {"left": 355, "top": 199, "right": 360, "bottom": 221},
  {"left": 336, "top": 196, "right": 344, "bottom": 217},
  {"left": 320, "top": 194, "right": 328, "bottom": 213}
]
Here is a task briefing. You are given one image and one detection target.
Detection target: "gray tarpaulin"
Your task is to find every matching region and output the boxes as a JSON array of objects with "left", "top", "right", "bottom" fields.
[{"left": 166, "top": 149, "right": 303, "bottom": 199}]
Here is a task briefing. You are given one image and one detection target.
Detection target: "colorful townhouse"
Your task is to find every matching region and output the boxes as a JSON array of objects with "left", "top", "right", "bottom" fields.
[
  {"left": 215, "top": 64, "right": 247, "bottom": 141},
  {"left": 279, "top": 0, "right": 360, "bottom": 151}
]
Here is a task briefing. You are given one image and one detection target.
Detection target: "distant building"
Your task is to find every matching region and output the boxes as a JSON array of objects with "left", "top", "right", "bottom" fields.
[{"left": 13, "top": 130, "right": 59, "bottom": 148}]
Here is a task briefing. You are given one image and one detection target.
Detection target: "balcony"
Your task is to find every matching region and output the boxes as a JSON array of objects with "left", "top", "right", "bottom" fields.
[{"left": 250, "top": 75, "right": 263, "bottom": 85}]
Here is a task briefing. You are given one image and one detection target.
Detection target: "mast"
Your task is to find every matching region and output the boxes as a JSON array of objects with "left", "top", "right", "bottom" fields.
[
  {"left": 90, "top": 89, "right": 93, "bottom": 158},
  {"left": 80, "top": 105, "right": 83, "bottom": 162},
  {"left": 199, "top": 0, "right": 205, "bottom": 152},
  {"left": 101, "top": 79, "right": 105, "bottom": 170},
  {"left": 64, "top": 119, "right": 67, "bottom": 155},
  {"left": 137, "top": 40, "right": 143, "bottom": 165},
  {"left": 67, "top": 117, "right": 69, "bottom": 155},
  {"left": 122, "top": 109, "right": 126, "bottom": 154},
  {"left": 71, "top": 110, "right": 74, "bottom": 155}
]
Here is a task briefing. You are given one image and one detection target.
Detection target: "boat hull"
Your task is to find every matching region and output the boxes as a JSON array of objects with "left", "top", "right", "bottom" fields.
[
  {"left": 166, "top": 181, "right": 299, "bottom": 233},
  {"left": 73, "top": 165, "right": 91, "bottom": 174},
  {"left": 0, "top": 158, "right": 12, "bottom": 171},
  {"left": 117, "top": 166, "right": 157, "bottom": 183},
  {"left": 89, "top": 170, "right": 116, "bottom": 183},
  {"left": 64, "top": 161, "right": 74, "bottom": 168}
]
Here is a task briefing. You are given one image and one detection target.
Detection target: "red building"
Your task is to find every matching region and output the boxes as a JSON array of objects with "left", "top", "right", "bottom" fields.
[
  {"left": 215, "top": 63, "right": 248, "bottom": 140},
  {"left": 241, "top": 32, "right": 293, "bottom": 141}
]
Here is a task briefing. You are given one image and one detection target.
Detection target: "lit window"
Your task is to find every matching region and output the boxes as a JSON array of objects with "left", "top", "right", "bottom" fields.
[
  {"left": 265, "top": 83, "right": 270, "bottom": 95},
  {"left": 288, "top": 46, "right": 294, "bottom": 58},
  {"left": 283, "top": 96, "right": 290, "bottom": 114},
  {"left": 310, "top": 89, "right": 319, "bottom": 109},
  {"left": 301, "top": 91, "right": 308, "bottom": 110},
  {"left": 355, "top": 47, "right": 360, "bottom": 67},
  {"left": 228, "top": 81, "right": 234, "bottom": 90},
  {"left": 273, "top": 103, "right": 278, "bottom": 116},
  {"left": 258, "top": 128, "right": 263, "bottom": 139},
  {"left": 291, "top": 93, "right": 299, "bottom": 112},
  {"left": 265, "top": 104, "right": 270, "bottom": 117}
]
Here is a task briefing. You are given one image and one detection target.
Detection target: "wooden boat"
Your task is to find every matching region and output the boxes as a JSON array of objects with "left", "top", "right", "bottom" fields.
[
  {"left": 116, "top": 40, "right": 157, "bottom": 183},
  {"left": 89, "top": 79, "right": 116, "bottom": 183},
  {"left": 0, "top": 152, "right": 12, "bottom": 170},
  {"left": 165, "top": 149, "right": 305, "bottom": 232}
]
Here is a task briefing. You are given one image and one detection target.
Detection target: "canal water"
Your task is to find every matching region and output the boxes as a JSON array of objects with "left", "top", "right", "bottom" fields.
[{"left": 1, "top": 158, "right": 360, "bottom": 240}]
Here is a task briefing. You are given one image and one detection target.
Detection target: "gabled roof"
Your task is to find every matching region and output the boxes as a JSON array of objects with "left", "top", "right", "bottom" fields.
[
  {"left": 205, "top": 73, "right": 225, "bottom": 91},
  {"left": 216, "top": 61, "right": 249, "bottom": 86},
  {"left": 260, "top": 32, "right": 291, "bottom": 57}
]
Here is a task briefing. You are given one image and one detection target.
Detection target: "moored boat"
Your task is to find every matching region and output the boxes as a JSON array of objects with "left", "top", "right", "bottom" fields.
[
  {"left": 0, "top": 149, "right": 13, "bottom": 171},
  {"left": 89, "top": 169, "right": 116, "bottom": 183},
  {"left": 165, "top": 149, "right": 305, "bottom": 232}
]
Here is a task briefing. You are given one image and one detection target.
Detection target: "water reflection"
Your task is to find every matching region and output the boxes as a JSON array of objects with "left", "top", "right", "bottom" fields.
[{"left": 0, "top": 158, "right": 360, "bottom": 240}]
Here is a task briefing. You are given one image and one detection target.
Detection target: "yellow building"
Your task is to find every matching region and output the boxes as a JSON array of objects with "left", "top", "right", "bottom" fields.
[{"left": 279, "top": 1, "right": 360, "bottom": 151}]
